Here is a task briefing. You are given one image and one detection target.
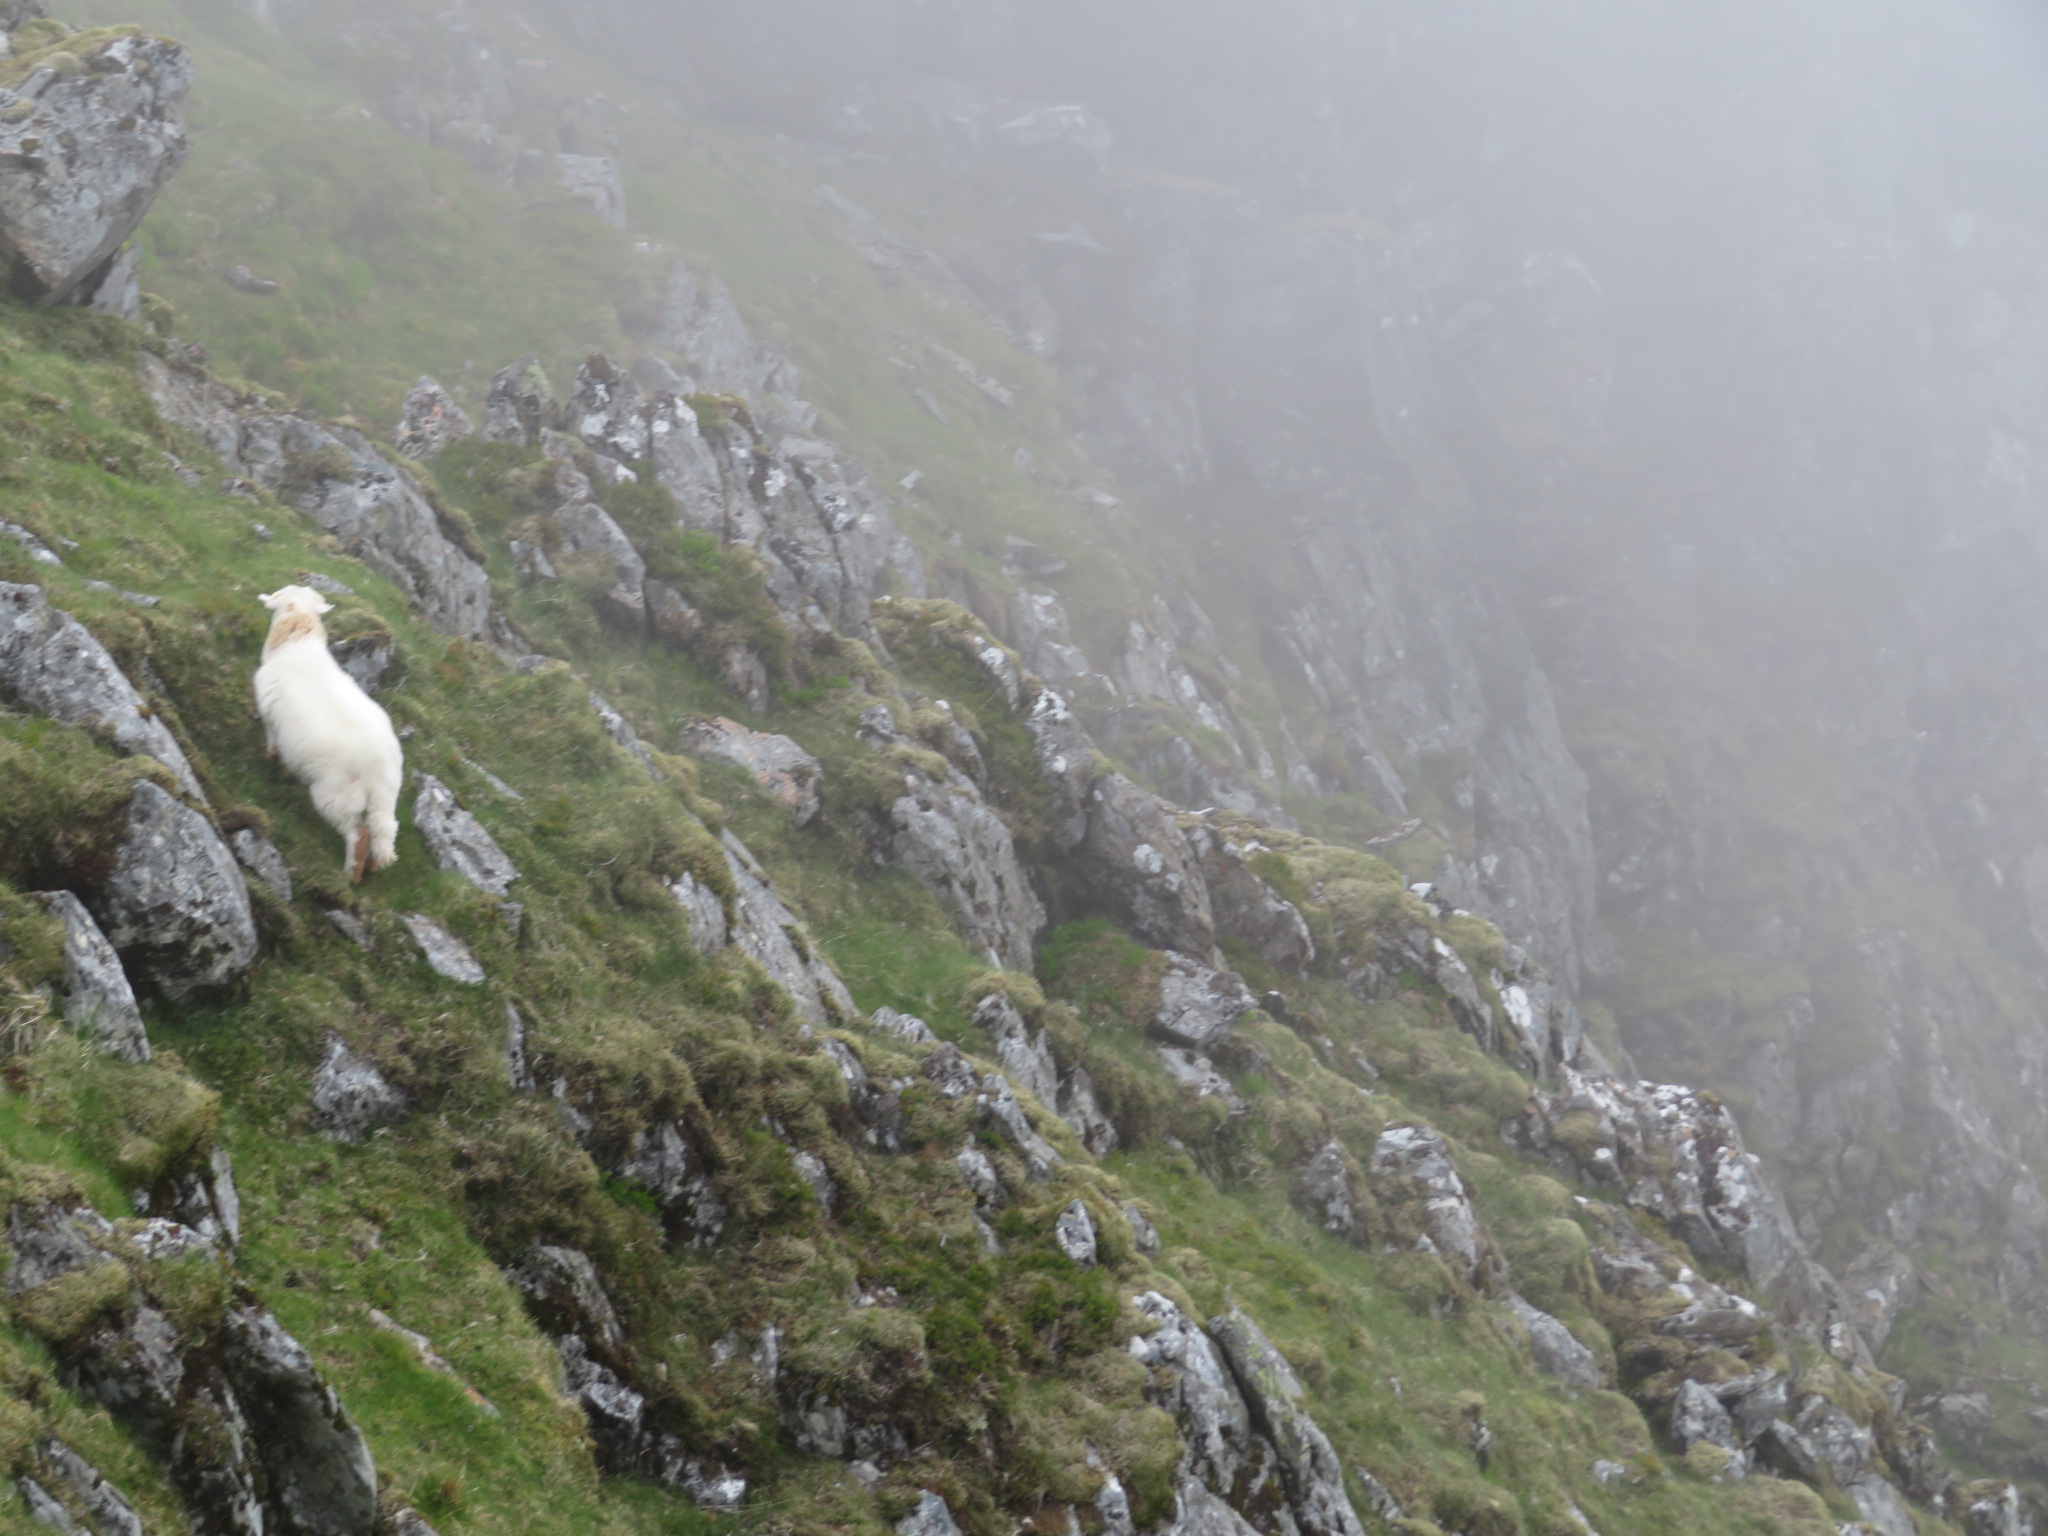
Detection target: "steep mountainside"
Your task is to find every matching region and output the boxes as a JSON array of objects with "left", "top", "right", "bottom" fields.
[{"left": 0, "top": 2, "right": 2044, "bottom": 1535}]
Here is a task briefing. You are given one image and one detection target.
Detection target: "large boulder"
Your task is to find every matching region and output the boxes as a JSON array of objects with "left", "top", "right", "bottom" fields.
[
  {"left": 0, "top": 583, "right": 206, "bottom": 801},
  {"left": 887, "top": 763, "right": 1044, "bottom": 969},
  {"left": 93, "top": 781, "right": 257, "bottom": 997},
  {"left": 0, "top": 28, "right": 191, "bottom": 303},
  {"left": 680, "top": 717, "right": 822, "bottom": 825},
  {"left": 220, "top": 1304, "right": 379, "bottom": 1536},
  {"left": 35, "top": 889, "right": 149, "bottom": 1062}
]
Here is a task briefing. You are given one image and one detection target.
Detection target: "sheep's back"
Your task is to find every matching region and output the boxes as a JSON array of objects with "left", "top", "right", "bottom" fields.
[{"left": 255, "top": 640, "right": 401, "bottom": 785}]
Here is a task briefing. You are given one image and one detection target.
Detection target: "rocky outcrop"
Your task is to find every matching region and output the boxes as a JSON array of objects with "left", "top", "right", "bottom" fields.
[
  {"left": 679, "top": 717, "right": 822, "bottom": 825},
  {"left": 0, "top": 582, "right": 206, "bottom": 802},
  {"left": 720, "top": 832, "right": 854, "bottom": 1027},
  {"left": 310, "top": 1036, "right": 407, "bottom": 1143},
  {"left": 1505, "top": 1296, "right": 1601, "bottom": 1388},
  {"left": 4, "top": 1197, "right": 376, "bottom": 1536},
  {"left": 137, "top": 354, "right": 493, "bottom": 639},
  {"left": 412, "top": 775, "right": 519, "bottom": 896},
  {"left": 1369, "top": 1125, "right": 1486, "bottom": 1280},
  {"left": 394, "top": 377, "right": 474, "bottom": 461},
  {"left": 887, "top": 759, "right": 1044, "bottom": 969},
  {"left": 0, "top": 28, "right": 191, "bottom": 303},
  {"left": 1153, "top": 952, "right": 1255, "bottom": 1050},
  {"left": 35, "top": 889, "right": 149, "bottom": 1062},
  {"left": 93, "top": 781, "right": 258, "bottom": 998}
]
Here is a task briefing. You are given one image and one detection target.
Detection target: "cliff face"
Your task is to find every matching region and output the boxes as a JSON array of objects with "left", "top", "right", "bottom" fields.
[{"left": 4, "top": 0, "right": 2048, "bottom": 1532}]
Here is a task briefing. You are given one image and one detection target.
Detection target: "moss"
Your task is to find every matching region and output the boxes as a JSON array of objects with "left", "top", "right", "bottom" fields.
[{"left": 10, "top": 1260, "right": 129, "bottom": 1345}]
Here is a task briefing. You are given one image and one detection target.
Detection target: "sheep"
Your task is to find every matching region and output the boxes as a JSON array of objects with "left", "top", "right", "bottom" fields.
[{"left": 253, "top": 585, "right": 402, "bottom": 883}]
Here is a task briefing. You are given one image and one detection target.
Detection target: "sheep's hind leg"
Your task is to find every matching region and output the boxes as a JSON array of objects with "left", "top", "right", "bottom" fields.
[{"left": 348, "top": 825, "right": 371, "bottom": 884}]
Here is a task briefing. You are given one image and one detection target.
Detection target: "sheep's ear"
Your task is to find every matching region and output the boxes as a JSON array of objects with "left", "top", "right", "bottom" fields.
[
  {"left": 315, "top": 597, "right": 334, "bottom": 615},
  {"left": 258, "top": 590, "right": 282, "bottom": 610}
]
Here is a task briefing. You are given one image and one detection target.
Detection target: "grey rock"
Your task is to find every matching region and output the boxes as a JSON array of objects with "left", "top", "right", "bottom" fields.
[
  {"left": 1083, "top": 774, "right": 1218, "bottom": 958},
  {"left": 922, "top": 1042, "right": 980, "bottom": 1098},
  {"left": 1789, "top": 1395, "right": 1876, "bottom": 1485},
  {"left": 1839, "top": 1243, "right": 1918, "bottom": 1355},
  {"left": 0, "top": 582, "right": 205, "bottom": 801},
  {"left": 1155, "top": 951, "right": 1255, "bottom": 1049},
  {"left": 1670, "top": 1379, "right": 1739, "bottom": 1456},
  {"left": 556, "top": 1333, "right": 648, "bottom": 1473},
  {"left": 821, "top": 1038, "right": 901, "bottom": 1151},
  {"left": 792, "top": 1149, "right": 836, "bottom": 1213},
  {"left": 1165, "top": 1474, "right": 1264, "bottom": 1536},
  {"left": 872, "top": 1006, "right": 938, "bottom": 1045},
  {"left": 955, "top": 1141, "right": 1002, "bottom": 1207},
  {"left": 327, "top": 630, "right": 393, "bottom": 695},
  {"left": 394, "top": 377, "right": 473, "bottom": 461},
  {"left": 895, "top": 1491, "right": 963, "bottom": 1536},
  {"left": 229, "top": 828, "right": 291, "bottom": 903},
  {"left": 1122, "top": 1201, "right": 1161, "bottom": 1253},
  {"left": 681, "top": 717, "right": 822, "bottom": 825},
  {"left": 974, "top": 992, "right": 1059, "bottom": 1106},
  {"left": 1928, "top": 1392, "right": 1995, "bottom": 1454},
  {"left": 721, "top": 832, "right": 854, "bottom": 1026},
  {"left": 391, "top": 1512, "right": 442, "bottom": 1536},
  {"left": 310, "top": 1036, "right": 406, "bottom": 1143},
  {"left": 399, "top": 912, "right": 486, "bottom": 984},
  {"left": 86, "top": 241, "right": 141, "bottom": 319},
  {"left": 1002, "top": 535, "right": 1067, "bottom": 579},
  {"left": 34, "top": 890, "right": 148, "bottom": 1062},
  {"left": 1055, "top": 1199, "right": 1098, "bottom": 1264},
  {"left": 557, "top": 153, "right": 625, "bottom": 227},
  {"left": 1, "top": 520, "right": 62, "bottom": 566},
  {"left": 95, "top": 782, "right": 257, "bottom": 997},
  {"left": 567, "top": 355, "right": 651, "bottom": 462},
  {"left": 615, "top": 1120, "right": 725, "bottom": 1246},
  {"left": 18, "top": 1476, "right": 87, "bottom": 1535},
  {"left": 413, "top": 775, "right": 519, "bottom": 896},
  {"left": 543, "top": 455, "right": 645, "bottom": 622},
  {"left": 1298, "top": 1140, "right": 1358, "bottom": 1240},
  {"left": 587, "top": 690, "right": 662, "bottom": 779},
  {"left": 1206, "top": 1308, "right": 1368, "bottom": 1536},
  {"left": 1370, "top": 1125, "right": 1485, "bottom": 1278},
  {"left": 646, "top": 579, "right": 703, "bottom": 647},
  {"left": 1187, "top": 822, "right": 1315, "bottom": 972},
  {"left": 978, "top": 1073, "right": 1062, "bottom": 1181},
  {"left": 667, "top": 869, "right": 730, "bottom": 955},
  {"left": 1128, "top": 1291, "right": 1267, "bottom": 1508},
  {"left": 1846, "top": 1475, "right": 1917, "bottom": 1536},
  {"left": 1056, "top": 1063, "right": 1119, "bottom": 1156},
  {"left": 326, "top": 909, "right": 372, "bottom": 950},
  {"left": 1157, "top": 1047, "right": 1248, "bottom": 1114},
  {"left": 35, "top": 1439, "right": 143, "bottom": 1536},
  {"left": 506, "top": 1244, "right": 625, "bottom": 1354},
  {"left": 1728, "top": 1373, "right": 1790, "bottom": 1447},
  {"left": 1352, "top": 1466, "right": 1405, "bottom": 1522},
  {"left": 0, "top": 30, "right": 190, "bottom": 302},
  {"left": 888, "top": 760, "right": 1045, "bottom": 969},
  {"left": 1965, "top": 1483, "right": 2027, "bottom": 1536},
  {"left": 1654, "top": 1290, "right": 1768, "bottom": 1347},
  {"left": 223, "top": 263, "right": 278, "bottom": 296},
  {"left": 220, "top": 1304, "right": 378, "bottom": 1536},
  {"left": 482, "top": 358, "right": 554, "bottom": 447}
]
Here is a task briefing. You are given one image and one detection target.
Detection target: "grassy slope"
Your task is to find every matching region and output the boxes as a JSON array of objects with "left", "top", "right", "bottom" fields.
[{"left": 0, "top": 4, "right": 1978, "bottom": 1534}]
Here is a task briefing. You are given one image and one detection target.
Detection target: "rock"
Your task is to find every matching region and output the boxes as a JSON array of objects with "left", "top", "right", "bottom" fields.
[
  {"left": 821, "top": 1038, "right": 902, "bottom": 1151},
  {"left": 978, "top": 1073, "right": 1062, "bottom": 1181},
  {"left": 1353, "top": 1466, "right": 1404, "bottom": 1522},
  {"left": 1370, "top": 1125, "right": 1485, "bottom": 1279},
  {"left": 412, "top": 775, "right": 519, "bottom": 896},
  {"left": 872, "top": 1006, "right": 938, "bottom": 1046},
  {"left": 792, "top": 1149, "right": 836, "bottom": 1213},
  {"left": 1055, "top": 1200, "right": 1098, "bottom": 1264},
  {"left": 922, "top": 1042, "right": 980, "bottom": 1099},
  {"left": 1669, "top": 1379, "right": 1739, "bottom": 1456},
  {"left": 974, "top": 992, "right": 1060, "bottom": 1106},
  {"left": 557, "top": 153, "right": 625, "bottom": 227},
  {"left": 721, "top": 832, "right": 855, "bottom": 1026},
  {"left": 394, "top": 377, "right": 473, "bottom": 461},
  {"left": 667, "top": 869, "right": 730, "bottom": 955},
  {"left": 895, "top": 1491, "right": 964, "bottom": 1536},
  {"left": 1127, "top": 1292, "right": 1265, "bottom": 1508},
  {"left": 1298, "top": 1140, "right": 1359, "bottom": 1240},
  {"left": 1056, "top": 1063, "right": 1119, "bottom": 1156},
  {"left": 680, "top": 717, "right": 822, "bottom": 825},
  {"left": 34, "top": 1439, "right": 144, "bottom": 1536},
  {"left": 1187, "top": 823, "right": 1315, "bottom": 972},
  {"left": 94, "top": 782, "right": 258, "bottom": 997},
  {"left": 310, "top": 1036, "right": 407, "bottom": 1143},
  {"left": 326, "top": 909, "right": 372, "bottom": 950},
  {"left": 657, "top": 262, "right": 799, "bottom": 408},
  {"left": 1965, "top": 1483, "right": 2027, "bottom": 1536},
  {"left": 0, "top": 29, "right": 191, "bottom": 303},
  {"left": 614, "top": 1120, "right": 726, "bottom": 1246},
  {"left": 1157, "top": 1047, "right": 1248, "bottom": 1114},
  {"left": 1205, "top": 1308, "right": 1369, "bottom": 1536},
  {"left": 229, "top": 828, "right": 291, "bottom": 903},
  {"left": 1653, "top": 1289, "right": 1767, "bottom": 1348},
  {"left": 1002, "top": 536, "right": 1068, "bottom": 579},
  {"left": 34, "top": 890, "right": 148, "bottom": 1062},
  {"left": 544, "top": 457, "right": 646, "bottom": 622},
  {"left": 646, "top": 580, "right": 703, "bottom": 647},
  {"left": 1788, "top": 1395, "right": 1876, "bottom": 1485},
  {"left": 18, "top": 1476, "right": 85, "bottom": 1535},
  {"left": 1846, "top": 1475, "right": 1918, "bottom": 1536},
  {"left": 1155, "top": 952, "right": 1256, "bottom": 1049},
  {"left": 506, "top": 1244, "right": 625, "bottom": 1354},
  {"left": 587, "top": 690, "right": 662, "bottom": 780},
  {"left": 223, "top": 263, "right": 278, "bottom": 296},
  {"left": 220, "top": 1305, "right": 379, "bottom": 1536},
  {"left": 1928, "top": 1392, "right": 1996, "bottom": 1455},
  {"left": 955, "top": 1141, "right": 1002, "bottom": 1207},
  {"left": 886, "top": 757, "right": 1046, "bottom": 969},
  {"left": 1081, "top": 774, "right": 1218, "bottom": 957},
  {"left": 1122, "top": 1201, "right": 1161, "bottom": 1253},
  {"left": 0, "top": 582, "right": 205, "bottom": 801},
  {"left": 1010, "top": 590, "right": 1094, "bottom": 689},
  {"left": 482, "top": 358, "right": 554, "bottom": 446},
  {"left": 400, "top": 912, "right": 486, "bottom": 984},
  {"left": 994, "top": 103, "right": 1113, "bottom": 170},
  {"left": 1, "top": 520, "right": 62, "bottom": 566},
  {"left": 556, "top": 1333, "right": 649, "bottom": 1474},
  {"left": 391, "top": 1512, "right": 442, "bottom": 1536}
]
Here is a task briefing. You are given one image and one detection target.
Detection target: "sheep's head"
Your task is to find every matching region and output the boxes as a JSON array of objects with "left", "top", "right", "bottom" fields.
[{"left": 259, "top": 584, "right": 334, "bottom": 651}]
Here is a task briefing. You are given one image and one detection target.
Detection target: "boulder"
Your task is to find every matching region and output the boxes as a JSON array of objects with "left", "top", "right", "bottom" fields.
[
  {"left": 400, "top": 912, "right": 486, "bottom": 984},
  {"left": 1154, "top": 952, "right": 1255, "bottom": 1049},
  {"left": 1080, "top": 774, "right": 1217, "bottom": 957},
  {"left": 0, "top": 29, "right": 191, "bottom": 303},
  {"left": 32, "top": 1439, "right": 145, "bottom": 1536},
  {"left": 820, "top": 1037, "right": 902, "bottom": 1151},
  {"left": 721, "top": 832, "right": 854, "bottom": 1026},
  {"left": 888, "top": 761, "right": 1045, "bottom": 969},
  {"left": 1126, "top": 1292, "right": 1264, "bottom": 1505},
  {"left": 974, "top": 992, "right": 1059, "bottom": 1107},
  {"left": 978, "top": 1073, "right": 1062, "bottom": 1181},
  {"left": 1669, "top": 1379, "right": 1738, "bottom": 1456},
  {"left": 955, "top": 1142, "right": 1002, "bottom": 1207},
  {"left": 1206, "top": 1309, "right": 1369, "bottom": 1536},
  {"left": 220, "top": 1304, "right": 379, "bottom": 1536},
  {"left": 393, "top": 377, "right": 474, "bottom": 461},
  {"left": 1056, "top": 1064, "right": 1118, "bottom": 1156},
  {"left": 680, "top": 717, "right": 822, "bottom": 825},
  {"left": 506, "top": 1244, "right": 627, "bottom": 1355},
  {"left": 35, "top": 889, "right": 149, "bottom": 1062},
  {"left": 413, "top": 775, "right": 519, "bottom": 896},
  {"left": 1054, "top": 1200, "right": 1098, "bottom": 1264},
  {"left": 587, "top": 690, "right": 662, "bottom": 780},
  {"left": 0, "top": 582, "right": 205, "bottom": 801},
  {"left": 94, "top": 782, "right": 257, "bottom": 997},
  {"left": 667, "top": 869, "right": 730, "bottom": 955},
  {"left": 1122, "top": 1201, "right": 1161, "bottom": 1254},
  {"left": 922, "top": 1042, "right": 980, "bottom": 1099},
  {"left": 1157, "top": 1047, "right": 1248, "bottom": 1114},
  {"left": 1298, "top": 1140, "right": 1359, "bottom": 1241},
  {"left": 895, "top": 1492, "right": 964, "bottom": 1536},
  {"left": 1370, "top": 1125, "right": 1485, "bottom": 1279},
  {"left": 1187, "top": 822, "right": 1315, "bottom": 972},
  {"left": 229, "top": 828, "right": 292, "bottom": 903},
  {"left": 310, "top": 1036, "right": 407, "bottom": 1143}
]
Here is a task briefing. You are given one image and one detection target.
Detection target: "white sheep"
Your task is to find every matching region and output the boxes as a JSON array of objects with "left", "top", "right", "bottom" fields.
[{"left": 254, "top": 585, "right": 402, "bottom": 883}]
